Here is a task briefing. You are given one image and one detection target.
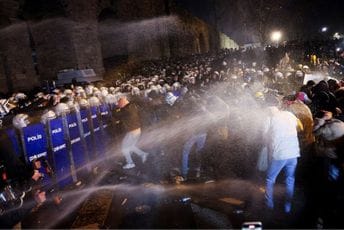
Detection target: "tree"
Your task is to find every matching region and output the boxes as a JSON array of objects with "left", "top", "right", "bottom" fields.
[
  {"left": 212, "top": 0, "right": 289, "bottom": 44},
  {"left": 244, "top": 0, "right": 288, "bottom": 44}
]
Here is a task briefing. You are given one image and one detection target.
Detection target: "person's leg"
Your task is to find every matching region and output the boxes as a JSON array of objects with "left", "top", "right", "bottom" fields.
[
  {"left": 129, "top": 130, "right": 149, "bottom": 162},
  {"left": 132, "top": 146, "right": 150, "bottom": 162},
  {"left": 181, "top": 135, "right": 197, "bottom": 177},
  {"left": 265, "top": 159, "right": 286, "bottom": 210},
  {"left": 195, "top": 133, "right": 207, "bottom": 152},
  {"left": 284, "top": 158, "right": 298, "bottom": 213},
  {"left": 194, "top": 133, "right": 207, "bottom": 175},
  {"left": 122, "top": 132, "right": 135, "bottom": 166}
]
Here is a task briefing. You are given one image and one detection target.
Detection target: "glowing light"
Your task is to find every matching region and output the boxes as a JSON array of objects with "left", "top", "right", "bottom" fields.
[
  {"left": 321, "top": 27, "right": 328, "bottom": 32},
  {"left": 333, "top": 32, "right": 343, "bottom": 39},
  {"left": 336, "top": 47, "right": 341, "bottom": 52},
  {"left": 270, "top": 31, "right": 282, "bottom": 43}
]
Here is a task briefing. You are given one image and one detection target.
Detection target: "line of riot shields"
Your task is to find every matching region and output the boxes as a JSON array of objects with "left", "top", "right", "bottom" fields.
[{"left": 4, "top": 102, "right": 115, "bottom": 190}]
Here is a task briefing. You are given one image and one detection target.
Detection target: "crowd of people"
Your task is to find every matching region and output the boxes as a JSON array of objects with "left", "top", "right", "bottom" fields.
[{"left": 1, "top": 39, "right": 344, "bottom": 228}]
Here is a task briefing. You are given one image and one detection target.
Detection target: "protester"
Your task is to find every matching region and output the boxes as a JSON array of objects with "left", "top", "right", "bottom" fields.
[
  {"left": 263, "top": 99, "right": 303, "bottom": 214},
  {"left": 113, "top": 95, "right": 150, "bottom": 169}
]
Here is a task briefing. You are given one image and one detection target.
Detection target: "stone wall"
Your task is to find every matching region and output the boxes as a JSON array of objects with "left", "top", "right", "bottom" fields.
[
  {"left": 167, "top": 12, "right": 211, "bottom": 56},
  {"left": 99, "top": 21, "right": 128, "bottom": 58},
  {"left": 71, "top": 22, "right": 104, "bottom": 77},
  {"left": 0, "top": 0, "right": 20, "bottom": 28},
  {"left": 100, "top": 13, "right": 214, "bottom": 61},
  {"left": 126, "top": 16, "right": 174, "bottom": 60},
  {"left": 30, "top": 18, "right": 104, "bottom": 81},
  {"left": 0, "top": 54, "right": 8, "bottom": 93},
  {"left": 30, "top": 18, "right": 76, "bottom": 81},
  {"left": 0, "top": 0, "right": 238, "bottom": 92},
  {"left": 0, "top": 22, "right": 39, "bottom": 92},
  {"left": 99, "top": 0, "right": 238, "bottom": 62},
  {"left": 65, "top": 0, "right": 98, "bottom": 21}
]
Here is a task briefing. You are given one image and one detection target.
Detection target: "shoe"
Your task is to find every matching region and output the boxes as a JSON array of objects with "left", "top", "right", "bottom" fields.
[
  {"left": 175, "top": 175, "right": 186, "bottom": 184},
  {"left": 123, "top": 163, "right": 136, "bottom": 169},
  {"left": 142, "top": 153, "right": 148, "bottom": 163}
]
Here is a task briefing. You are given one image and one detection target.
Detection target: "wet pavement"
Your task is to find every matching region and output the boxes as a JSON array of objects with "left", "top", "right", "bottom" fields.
[
  {"left": 15, "top": 163, "right": 306, "bottom": 229},
  {"left": 13, "top": 150, "right": 344, "bottom": 229}
]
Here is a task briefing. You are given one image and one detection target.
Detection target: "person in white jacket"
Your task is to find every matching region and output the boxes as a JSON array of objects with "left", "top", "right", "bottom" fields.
[{"left": 265, "top": 106, "right": 303, "bottom": 214}]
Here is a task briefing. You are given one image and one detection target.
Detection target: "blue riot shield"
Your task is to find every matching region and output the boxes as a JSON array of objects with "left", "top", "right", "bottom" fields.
[
  {"left": 99, "top": 104, "right": 112, "bottom": 130},
  {"left": 66, "top": 113, "right": 88, "bottom": 173},
  {"left": 48, "top": 118, "right": 73, "bottom": 188},
  {"left": 99, "top": 104, "right": 114, "bottom": 149},
  {"left": 90, "top": 106, "right": 106, "bottom": 157},
  {"left": 79, "top": 108, "right": 96, "bottom": 160},
  {"left": 21, "top": 123, "right": 51, "bottom": 187}
]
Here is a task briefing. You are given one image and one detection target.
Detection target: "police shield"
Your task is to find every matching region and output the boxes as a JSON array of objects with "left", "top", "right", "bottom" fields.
[
  {"left": 99, "top": 104, "right": 113, "bottom": 149},
  {"left": 21, "top": 123, "right": 51, "bottom": 187},
  {"left": 66, "top": 113, "right": 88, "bottom": 173},
  {"left": 48, "top": 118, "right": 73, "bottom": 188},
  {"left": 79, "top": 108, "right": 96, "bottom": 160},
  {"left": 90, "top": 106, "right": 106, "bottom": 157},
  {"left": 99, "top": 104, "right": 111, "bottom": 130},
  {"left": 22, "top": 123, "right": 47, "bottom": 163}
]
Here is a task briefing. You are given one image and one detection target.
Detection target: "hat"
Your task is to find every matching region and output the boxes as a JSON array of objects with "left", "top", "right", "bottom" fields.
[
  {"left": 88, "top": 96, "right": 101, "bottom": 107},
  {"left": 41, "top": 110, "right": 56, "bottom": 124},
  {"left": 13, "top": 113, "right": 30, "bottom": 129},
  {"left": 54, "top": 103, "right": 70, "bottom": 116},
  {"left": 296, "top": 92, "right": 311, "bottom": 104}
]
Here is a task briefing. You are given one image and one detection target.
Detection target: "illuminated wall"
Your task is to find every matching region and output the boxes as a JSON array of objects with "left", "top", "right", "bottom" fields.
[{"left": 219, "top": 32, "right": 239, "bottom": 50}]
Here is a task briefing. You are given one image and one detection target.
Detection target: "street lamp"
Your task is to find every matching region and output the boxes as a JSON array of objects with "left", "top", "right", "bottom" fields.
[
  {"left": 321, "top": 27, "right": 328, "bottom": 32},
  {"left": 333, "top": 32, "right": 343, "bottom": 39},
  {"left": 271, "top": 31, "right": 282, "bottom": 46}
]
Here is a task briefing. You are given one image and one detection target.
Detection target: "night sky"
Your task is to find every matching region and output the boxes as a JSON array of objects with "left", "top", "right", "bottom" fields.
[{"left": 176, "top": 0, "right": 344, "bottom": 44}]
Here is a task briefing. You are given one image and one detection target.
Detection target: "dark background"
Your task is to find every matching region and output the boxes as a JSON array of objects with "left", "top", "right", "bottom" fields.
[{"left": 176, "top": 0, "right": 344, "bottom": 44}]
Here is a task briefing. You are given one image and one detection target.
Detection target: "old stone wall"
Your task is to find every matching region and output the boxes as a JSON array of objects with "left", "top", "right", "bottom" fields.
[
  {"left": 30, "top": 18, "right": 77, "bottom": 81},
  {"left": 0, "top": 54, "right": 8, "bottom": 93},
  {"left": 100, "top": 14, "right": 214, "bottom": 61},
  {"left": 30, "top": 18, "right": 104, "bottom": 81},
  {"left": 167, "top": 13, "right": 212, "bottom": 57},
  {"left": 0, "top": 22, "right": 39, "bottom": 92},
  {"left": 65, "top": 0, "right": 98, "bottom": 21},
  {"left": 0, "top": 0, "right": 21, "bottom": 28},
  {"left": 99, "top": 21, "right": 128, "bottom": 59},
  {"left": 71, "top": 22, "right": 104, "bottom": 77},
  {"left": 99, "top": 0, "right": 238, "bottom": 62},
  {"left": 126, "top": 16, "right": 174, "bottom": 61},
  {"left": 0, "top": 0, "right": 238, "bottom": 92}
]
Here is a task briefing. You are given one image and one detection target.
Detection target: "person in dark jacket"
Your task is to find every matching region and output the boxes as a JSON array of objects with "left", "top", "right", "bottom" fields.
[
  {"left": 114, "top": 96, "right": 149, "bottom": 169},
  {"left": 0, "top": 129, "right": 46, "bottom": 228}
]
